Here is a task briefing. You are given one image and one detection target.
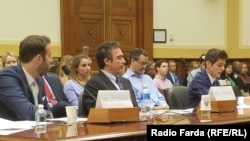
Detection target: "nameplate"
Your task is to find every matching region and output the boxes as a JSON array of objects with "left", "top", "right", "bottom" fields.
[
  {"left": 95, "top": 90, "right": 133, "bottom": 108},
  {"left": 209, "top": 86, "right": 236, "bottom": 101}
]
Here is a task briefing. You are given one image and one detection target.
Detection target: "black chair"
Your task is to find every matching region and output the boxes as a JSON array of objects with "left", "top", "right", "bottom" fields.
[
  {"left": 232, "top": 85, "right": 241, "bottom": 97},
  {"left": 166, "top": 86, "right": 189, "bottom": 109}
]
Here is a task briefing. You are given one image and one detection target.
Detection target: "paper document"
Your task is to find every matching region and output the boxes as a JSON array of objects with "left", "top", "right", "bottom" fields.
[{"left": 47, "top": 117, "right": 87, "bottom": 122}]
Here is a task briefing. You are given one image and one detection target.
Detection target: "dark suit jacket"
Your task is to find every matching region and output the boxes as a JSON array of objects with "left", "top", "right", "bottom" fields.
[
  {"left": 187, "top": 70, "right": 219, "bottom": 108},
  {"left": 166, "top": 72, "right": 184, "bottom": 86},
  {"left": 0, "top": 64, "right": 50, "bottom": 121},
  {"left": 81, "top": 71, "right": 138, "bottom": 117},
  {"left": 41, "top": 73, "right": 70, "bottom": 118}
]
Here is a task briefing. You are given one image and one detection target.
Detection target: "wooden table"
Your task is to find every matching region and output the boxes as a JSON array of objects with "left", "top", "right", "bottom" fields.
[{"left": 1, "top": 108, "right": 250, "bottom": 141}]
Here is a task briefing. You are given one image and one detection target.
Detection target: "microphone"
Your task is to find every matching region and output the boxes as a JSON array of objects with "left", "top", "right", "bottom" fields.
[{"left": 61, "top": 65, "right": 71, "bottom": 75}]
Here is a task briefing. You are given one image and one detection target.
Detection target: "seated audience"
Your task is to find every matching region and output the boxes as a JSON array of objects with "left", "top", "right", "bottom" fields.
[
  {"left": 167, "top": 60, "right": 184, "bottom": 86},
  {"left": 0, "top": 35, "right": 52, "bottom": 120},
  {"left": 81, "top": 41, "right": 138, "bottom": 116},
  {"left": 236, "top": 62, "right": 250, "bottom": 95},
  {"left": 123, "top": 48, "right": 168, "bottom": 110},
  {"left": 1, "top": 51, "right": 19, "bottom": 67},
  {"left": 220, "top": 62, "right": 237, "bottom": 86},
  {"left": 187, "top": 54, "right": 206, "bottom": 87},
  {"left": 64, "top": 54, "right": 91, "bottom": 106},
  {"left": 145, "top": 60, "right": 156, "bottom": 79},
  {"left": 189, "top": 60, "right": 199, "bottom": 72},
  {"left": 232, "top": 60, "right": 241, "bottom": 79},
  {"left": 59, "top": 55, "right": 73, "bottom": 85},
  {"left": 153, "top": 59, "right": 173, "bottom": 90},
  {"left": 188, "top": 48, "right": 228, "bottom": 108}
]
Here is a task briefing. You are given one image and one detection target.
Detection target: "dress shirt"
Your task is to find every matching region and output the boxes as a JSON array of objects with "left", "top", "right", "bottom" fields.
[
  {"left": 64, "top": 79, "right": 84, "bottom": 106},
  {"left": 123, "top": 69, "right": 168, "bottom": 110},
  {"left": 153, "top": 74, "right": 173, "bottom": 89}
]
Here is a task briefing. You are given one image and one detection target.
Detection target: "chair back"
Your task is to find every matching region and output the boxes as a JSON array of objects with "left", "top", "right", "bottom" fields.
[
  {"left": 78, "top": 91, "right": 84, "bottom": 117},
  {"left": 166, "top": 86, "right": 188, "bottom": 109}
]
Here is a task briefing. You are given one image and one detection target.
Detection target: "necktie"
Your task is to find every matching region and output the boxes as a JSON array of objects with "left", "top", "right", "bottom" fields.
[
  {"left": 43, "top": 78, "right": 57, "bottom": 105},
  {"left": 173, "top": 74, "right": 179, "bottom": 85},
  {"left": 30, "top": 81, "right": 39, "bottom": 106},
  {"left": 116, "top": 77, "right": 124, "bottom": 90}
]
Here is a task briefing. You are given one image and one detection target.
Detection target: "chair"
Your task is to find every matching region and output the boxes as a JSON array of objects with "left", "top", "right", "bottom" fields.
[
  {"left": 166, "top": 86, "right": 188, "bottom": 109},
  {"left": 78, "top": 91, "right": 84, "bottom": 117}
]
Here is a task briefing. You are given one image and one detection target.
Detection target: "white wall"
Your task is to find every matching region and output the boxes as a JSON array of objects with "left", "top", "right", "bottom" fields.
[
  {"left": 153, "top": 0, "right": 226, "bottom": 46},
  {"left": 0, "top": 0, "right": 60, "bottom": 43},
  {"left": 241, "top": 0, "right": 250, "bottom": 46}
]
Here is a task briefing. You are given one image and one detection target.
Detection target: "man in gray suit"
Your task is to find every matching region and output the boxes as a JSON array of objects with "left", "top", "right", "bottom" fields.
[{"left": 81, "top": 41, "right": 138, "bottom": 117}]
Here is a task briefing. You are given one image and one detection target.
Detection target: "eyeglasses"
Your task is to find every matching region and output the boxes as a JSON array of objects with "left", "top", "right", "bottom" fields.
[{"left": 135, "top": 60, "right": 148, "bottom": 66}]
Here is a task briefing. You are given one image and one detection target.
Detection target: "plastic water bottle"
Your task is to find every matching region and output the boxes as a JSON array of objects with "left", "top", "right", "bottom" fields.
[
  {"left": 35, "top": 104, "right": 47, "bottom": 133},
  {"left": 141, "top": 84, "right": 151, "bottom": 119}
]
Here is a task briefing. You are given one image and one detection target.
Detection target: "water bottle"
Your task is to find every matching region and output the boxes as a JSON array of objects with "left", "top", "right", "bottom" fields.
[
  {"left": 35, "top": 104, "right": 47, "bottom": 133},
  {"left": 141, "top": 84, "right": 151, "bottom": 119}
]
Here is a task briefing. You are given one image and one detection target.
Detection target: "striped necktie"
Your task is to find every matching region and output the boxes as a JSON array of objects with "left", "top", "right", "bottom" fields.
[
  {"left": 30, "top": 81, "right": 39, "bottom": 105},
  {"left": 116, "top": 77, "right": 124, "bottom": 90},
  {"left": 43, "top": 78, "right": 57, "bottom": 105}
]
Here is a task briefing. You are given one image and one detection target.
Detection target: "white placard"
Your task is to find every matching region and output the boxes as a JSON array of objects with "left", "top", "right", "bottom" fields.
[
  {"left": 200, "top": 95, "right": 211, "bottom": 111},
  {"left": 208, "top": 86, "right": 236, "bottom": 101},
  {"left": 95, "top": 90, "right": 133, "bottom": 108}
]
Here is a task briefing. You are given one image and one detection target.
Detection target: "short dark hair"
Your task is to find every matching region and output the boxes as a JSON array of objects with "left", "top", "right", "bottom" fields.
[
  {"left": 19, "top": 35, "right": 50, "bottom": 63},
  {"left": 96, "top": 41, "right": 120, "bottom": 69},
  {"left": 205, "top": 48, "right": 228, "bottom": 65},
  {"left": 155, "top": 59, "right": 168, "bottom": 73},
  {"left": 129, "top": 48, "right": 148, "bottom": 61}
]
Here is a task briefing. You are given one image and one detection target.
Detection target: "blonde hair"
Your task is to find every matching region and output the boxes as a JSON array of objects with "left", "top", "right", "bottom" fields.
[
  {"left": 2, "top": 52, "right": 19, "bottom": 67},
  {"left": 59, "top": 55, "right": 73, "bottom": 77}
]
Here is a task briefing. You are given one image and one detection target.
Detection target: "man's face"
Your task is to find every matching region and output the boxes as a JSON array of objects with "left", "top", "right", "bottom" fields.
[
  {"left": 168, "top": 62, "right": 176, "bottom": 72},
  {"left": 106, "top": 48, "right": 125, "bottom": 75},
  {"left": 38, "top": 44, "right": 53, "bottom": 76},
  {"left": 132, "top": 54, "right": 148, "bottom": 75},
  {"left": 206, "top": 59, "right": 226, "bottom": 79},
  {"left": 157, "top": 62, "right": 168, "bottom": 76}
]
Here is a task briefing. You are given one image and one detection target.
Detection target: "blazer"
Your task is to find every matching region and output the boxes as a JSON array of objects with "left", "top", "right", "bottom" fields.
[
  {"left": 41, "top": 73, "right": 70, "bottom": 118},
  {"left": 0, "top": 64, "right": 50, "bottom": 121},
  {"left": 81, "top": 71, "right": 138, "bottom": 117},
  {"left": 187, "top": 70, "right": 219, "bottom": 108},
  {"left": 166, "top": 72, "right": 184, "bottom": 86}
]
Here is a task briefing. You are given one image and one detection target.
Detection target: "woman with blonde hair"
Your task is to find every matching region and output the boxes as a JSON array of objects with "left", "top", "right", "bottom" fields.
[
  {"left": 1, "top": 51, "right": 19, "bottom": 68},
  {"left": 63, "top": 54, "right": 91, "bottom": 106},
  {"left": 59, "top": 55, "right": 73, "bottom": 85}
]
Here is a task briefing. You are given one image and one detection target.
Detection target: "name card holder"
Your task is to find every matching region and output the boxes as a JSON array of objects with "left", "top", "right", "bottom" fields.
[
  {"left": 87, "top": 107, "right": 139, "bottom": 123},
  {"left": 209, "top": 86, "right": 237, "bottom": 112}
]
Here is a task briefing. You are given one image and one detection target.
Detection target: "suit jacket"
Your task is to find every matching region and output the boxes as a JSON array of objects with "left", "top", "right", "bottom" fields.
[
  {"left": 81, "top": 71, "right": 138, "bottom": 117},
  {"left": 166, "top": 72, "right": 184, "bottom": 86},
  {"left": 187, "top": 70, "right": 218, "bottom": 108},
  {"left": 41, "top": 73, "right": 70, "bottom": 118},
  {"left": 0, "top": 64, "right": 50, "bottom": 121}
]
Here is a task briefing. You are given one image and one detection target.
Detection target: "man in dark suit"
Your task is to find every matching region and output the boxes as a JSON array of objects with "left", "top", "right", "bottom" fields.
[
  {"left": 166, "top": 60, "right": 184, "bottom": 86},
  {"left": 41, "top": 73, "right": 71, "bottom": 118},
  {"left": 0, "top": 35, "right": 52, "bottom": 121},
  {"left": 81, "top": 41, "right": 138, "bottom": 117},
  {"left": 188, "top": 48, "right": 228, "bottom": 108}
]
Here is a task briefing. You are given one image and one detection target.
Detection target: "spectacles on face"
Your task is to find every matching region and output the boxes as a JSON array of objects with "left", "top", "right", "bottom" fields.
[{"left": 135, "top": 60, "right": 148, "bottom": 66}]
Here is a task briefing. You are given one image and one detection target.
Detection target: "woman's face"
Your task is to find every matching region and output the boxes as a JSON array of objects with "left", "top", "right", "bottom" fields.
[
  {"left": 240, "top": 64, "right": 248, "bottom": 74},
  {"left": 4, "top": 55, "right": 18, "bottom": 67},
  {"left": 76, "top": 58, "right": 91, "bottom": 77},
  {"left": 225, "top": 65, "right": 233, "bottom": 75}
]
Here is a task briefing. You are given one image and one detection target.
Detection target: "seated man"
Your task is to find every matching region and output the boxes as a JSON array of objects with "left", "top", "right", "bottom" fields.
[
  {"left": 41, "top": 73, "right": 71, "bottom": 118},
  {"left": 188, "top": 48, "right": 228, "bottom": 108},
  {"left": 123, "top": 48, "right": 169, "bottom": 110},
  {"left": 187, "top": 54, "right": 206, "bottom": 87},
  {"left": 81, "top": 41, "right": 138, "bottom": 117},
  {"left": 0, "top": 35, "right": 52, "bottom": 121}
]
